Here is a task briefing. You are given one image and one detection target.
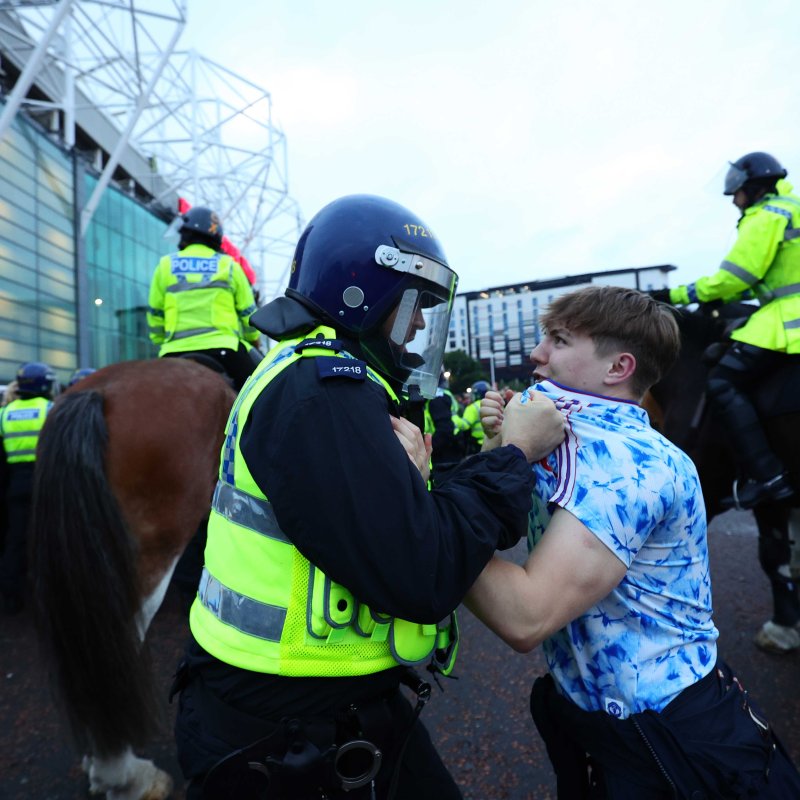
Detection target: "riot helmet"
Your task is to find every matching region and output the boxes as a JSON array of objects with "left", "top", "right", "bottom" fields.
[
  {"left": 69, "top": 367, "right": 96, "bottom": 387},
  {"left": 286, "top": 195, "right": 458, "bottom": 399},
  {"left": 179, "top": 206, "right": 224, "bottom": 249},
  {"left": 16, "top": 361, "right": 56, "bottom": 397},
  {"left": 471, "top": 380, "right": 490, "bottom": 400},
  {"left": 723, "top": 152, "right": 787, "bottom": 196}
]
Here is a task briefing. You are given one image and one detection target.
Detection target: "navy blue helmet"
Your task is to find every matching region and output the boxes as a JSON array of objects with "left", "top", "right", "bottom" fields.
[
  {"left": 286, "top": 195, "right": 458, "bottom": 398},
  {"left": 724, "top": 152, "right": 787, "bottom": 195},
  {"left": 16, "top": 361, "right": 56, "bottom": 396},
  {"left": 69, "top": 367, "right": 97, "bottom": 387},
  {"left": 179, "top": 206, "right": 223, "bottom": 248},
  {"left": 471, "top": 380, "right": 490, "bottom": 400}
]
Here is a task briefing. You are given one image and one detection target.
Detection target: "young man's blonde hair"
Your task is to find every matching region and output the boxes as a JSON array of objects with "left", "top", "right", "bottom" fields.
[{"left": 541, "top": 285, "right": 680, "bottom": 397}]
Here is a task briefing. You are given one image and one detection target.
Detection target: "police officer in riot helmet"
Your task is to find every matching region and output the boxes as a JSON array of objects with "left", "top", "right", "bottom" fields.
[
  {"left": 0, "top": 362, "right": 55, "bottom": 613},
  {"left": 461, "top": 380, "right": 490, "bottom": 454},
  {"left": 172, "top": 194, "right": 566, "bottom": 799},
  {"left": 656, "top": 152, "right": 799, "bottom": 510},
  {"left": 68, "top": 367, "right": 96, "bottom": 387},
  {"left": 147, "top": 206, "right": 262, "bottom": 391}
]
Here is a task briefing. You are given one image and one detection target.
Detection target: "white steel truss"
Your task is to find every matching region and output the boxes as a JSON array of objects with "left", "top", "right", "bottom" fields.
[{"left": 0, "top": 0, "right": 303, "bottom": 299}]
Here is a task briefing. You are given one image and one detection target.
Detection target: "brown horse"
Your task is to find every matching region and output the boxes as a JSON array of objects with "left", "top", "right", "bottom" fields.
[
  {"left": 30, "top": 358, "right": 236, "bottom": 800},
  {"left": 647, "top": 304, "right": 800, "bottom": 653}
]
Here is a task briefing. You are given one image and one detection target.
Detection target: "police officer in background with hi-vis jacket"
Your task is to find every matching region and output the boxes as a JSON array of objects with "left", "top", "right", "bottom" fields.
[
  {"left": 147, "top": 206, "right": 262, "bottom": 391},
  {"left": 0, "top": 361, "right": 55, "bottom": 613},
  {"left": 172, "top": 194, "right": 567, "bottom": 799},
  {"left": 658, "top": 152, "right": 800, "bottom": 510},
  {"left": 461, "top": 380, "right": 489, "bottom": 454}
]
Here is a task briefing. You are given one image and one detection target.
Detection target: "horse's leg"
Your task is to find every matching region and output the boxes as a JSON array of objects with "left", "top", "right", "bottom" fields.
[
  {"left": 82, "top": 749, "right": 173, "bottom": 800},
  {"left": 753, "top": 504, "right": 800, "bottom": 653},
  {"left": 83, "top": 566, "right": 179, "bottom": 800},
  {"left": 137, "top": 557, "right": 179, "bottom": 639}
]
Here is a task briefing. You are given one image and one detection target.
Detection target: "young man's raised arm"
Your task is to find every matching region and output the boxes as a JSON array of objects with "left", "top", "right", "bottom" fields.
[{"left": 465, "top": 507, "right": 627, "bottom": 653}]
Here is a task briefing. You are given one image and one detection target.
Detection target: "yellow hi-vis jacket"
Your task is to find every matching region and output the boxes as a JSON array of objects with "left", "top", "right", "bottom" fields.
[
  {"left": 424, "top": 388, "right": 470, "bottom": 437},
  {"left": 670, "top": 179, "right": 800, "bottom": 353},
  {"left": 0, "top": 397, "right": 51, "bottom": 463},
  {"left": 190, "top": 326, "right": 459, "bottom": 677},
  {"left": 147, "top": 243, "right": 261, "bottom": 355},
  {"left": 461, "top": 399, "right": 484, "bottom": 446}
]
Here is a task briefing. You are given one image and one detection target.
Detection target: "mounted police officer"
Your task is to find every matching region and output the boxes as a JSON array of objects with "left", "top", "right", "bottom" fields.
[
  {"left": 147, "top": 206, "right": 262, "bottom": 391},
  {"left": 659, "top": 152, "right": 800, "bottom": 510},
  {"left": 172, "top": 194, "right": 566, "bottom": 799},
  {"left": 0, "top": 361, "right": 55, "bottom": 613}
]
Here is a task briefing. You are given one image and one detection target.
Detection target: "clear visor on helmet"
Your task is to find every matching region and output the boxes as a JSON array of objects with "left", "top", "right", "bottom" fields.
[
  {"left": 391, "top": 286, "right": 453, "bottom": 400},
  {"left": 723, "top": 163, "right": 748, "bottom": 195},
  {"left": 364, "top": 246, "right": 457, "bottom": 399}
]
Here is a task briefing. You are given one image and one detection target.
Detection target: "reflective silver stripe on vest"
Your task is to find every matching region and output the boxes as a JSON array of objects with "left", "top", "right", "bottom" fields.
[
  {"left": 198, "top": 567, "right": 287, "bottom": 641},
  {"left": 2, "top": 430, "right": 37, "bottom": 438},
  {"left": 211, "top": 480, "right": 290, "bottom": 542},
  {"left": 784, "top": 228, "right": 800, "bottom": 241},
  {"left": 169, "top": 327, "right": 221, "bottom": 340},
  {"left": 720, "top": 260, "right": 758, "bottom": 286},
  {"left": 166, "top": 280, "right": 232, "bottom": 293},
  {"left": 765, "top": 283, "right": 800, "bottom": 300},
  {"left": 7, "top": 448, "right": 35, "bottom": 457},
  {"left": 763, "top": 204, "right": 793, "bottom": 222},
  {"left": 752, "top": 282, "right": 800, "bottom": 305},
  {"left": 784, "top": 318, "right": 800, "bottom": 330}
]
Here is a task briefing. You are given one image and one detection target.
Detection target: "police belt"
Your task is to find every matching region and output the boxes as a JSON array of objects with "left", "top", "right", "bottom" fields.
[{"left": 179, "top": 665, "right": 431, "bottom": 799}]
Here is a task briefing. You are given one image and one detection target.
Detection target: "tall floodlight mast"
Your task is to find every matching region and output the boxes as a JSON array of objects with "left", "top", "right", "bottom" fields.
[{"left": 0, "top": 0, "right": 303, "bottom": 300}]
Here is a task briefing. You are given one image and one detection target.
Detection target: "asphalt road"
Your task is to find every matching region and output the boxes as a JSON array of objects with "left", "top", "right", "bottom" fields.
[{"left": 1, "top": 510, "right": 798, "bottom": 799}]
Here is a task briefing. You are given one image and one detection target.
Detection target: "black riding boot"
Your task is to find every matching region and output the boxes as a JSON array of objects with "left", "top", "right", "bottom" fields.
[{"left": 707, "top": 347, "right": 794, "bottom": 510}]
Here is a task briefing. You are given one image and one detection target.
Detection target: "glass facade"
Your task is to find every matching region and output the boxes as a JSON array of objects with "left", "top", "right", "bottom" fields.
[
  {"left": 84, "top": 175, "right": 170, "bottom": 367},
  {"left": 0, "top": 110, "right": 76, "bottom": 384},
  {"left": 0, "top": 103, "right": 173, "bottom": 386}
]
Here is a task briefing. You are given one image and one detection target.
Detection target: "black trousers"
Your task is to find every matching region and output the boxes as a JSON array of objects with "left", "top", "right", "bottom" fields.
[
  {"left": 174, "top": 671, "right": 462, "bottom": 800},
  {"left": 0, "top": 462, "right": 35, "bottom": 604},
  {"left": 706, "top": 341, "right": 789, "bottom": 479},
  {"left": 530, "top": 660, "right": 800, "bottom": 799},
  {"left": 164, "top": 342, "right": 261, "bottom": 392}
]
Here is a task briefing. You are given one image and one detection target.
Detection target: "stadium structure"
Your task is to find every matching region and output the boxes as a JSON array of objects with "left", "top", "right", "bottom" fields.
[
  {"left": 0, "top": 0, "right": 303, "bottom": 384},
  {"left": 0, "top": 1, "right": 675, "bottom": 390}
]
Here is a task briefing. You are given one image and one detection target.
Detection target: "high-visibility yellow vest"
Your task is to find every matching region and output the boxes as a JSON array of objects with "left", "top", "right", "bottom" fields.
[
  {"left": 671, "top": 180, "right": 800, "bottom": 352},
  {"left": 424, "top": 389, "right": 470, "bottom": 437},
  {"left": 147, "top": 243, "right": 260, "bottom": 354},
  {"left": 462, "top": 399, "right": 484, "bottom": 445},
  {"left": 0, "top": 397, "right": 51, "bottom": 463},
  {"left": 190, "top": 325, "right": 458, "bottom": 677}
]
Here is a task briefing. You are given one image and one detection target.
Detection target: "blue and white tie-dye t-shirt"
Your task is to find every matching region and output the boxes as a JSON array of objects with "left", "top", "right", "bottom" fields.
[{"left": 528, "top": 380, "right": 718, "bottom": 719}]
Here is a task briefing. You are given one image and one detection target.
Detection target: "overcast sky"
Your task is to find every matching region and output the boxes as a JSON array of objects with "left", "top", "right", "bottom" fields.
[{"left": 184, "top": 0, "right": 800, "bottom": 294}]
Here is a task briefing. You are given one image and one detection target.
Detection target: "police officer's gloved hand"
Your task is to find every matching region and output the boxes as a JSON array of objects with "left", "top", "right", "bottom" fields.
[{"left": 647, "top": 288, "right": 672, "bottom": 304}]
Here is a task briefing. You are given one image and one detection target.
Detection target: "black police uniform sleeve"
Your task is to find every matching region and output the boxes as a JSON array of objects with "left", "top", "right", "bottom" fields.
[
  {"left": 647, "top": 288, "right": 672, "bottom": 304},
  {"left": 240, "top": 358, "right": 535, "bottom": 624},
  {"left": 428, "top": 395, "right": 463, "bottom": 465}
]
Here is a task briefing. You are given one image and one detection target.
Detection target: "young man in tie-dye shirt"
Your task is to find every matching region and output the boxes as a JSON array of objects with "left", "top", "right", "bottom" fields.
[{"left": 467, "top": 285, "right": 800, "bottom": 798}]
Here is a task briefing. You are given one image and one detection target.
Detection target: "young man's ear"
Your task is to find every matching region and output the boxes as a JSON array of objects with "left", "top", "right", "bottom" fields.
[{"left": 605, "top": 352, "right": 636, "bottom": 386}]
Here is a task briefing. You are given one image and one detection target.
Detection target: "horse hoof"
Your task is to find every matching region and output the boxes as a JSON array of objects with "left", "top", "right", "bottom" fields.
[
  {"left": 754, "top": 621, "right": 800, "bottom": 654},
  {"left": 138, "top": 769, "right": 173, "bottom": 800}
]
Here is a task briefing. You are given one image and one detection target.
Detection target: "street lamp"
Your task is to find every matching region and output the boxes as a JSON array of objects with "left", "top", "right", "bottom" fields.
[{"left": 488, "top": 352, "right": 496, "bottom": 388}]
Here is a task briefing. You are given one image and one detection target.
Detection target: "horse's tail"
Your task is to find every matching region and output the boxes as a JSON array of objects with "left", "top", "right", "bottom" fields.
[{"left": 30, "top": 390, "right": 161, "bottom": 756}]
